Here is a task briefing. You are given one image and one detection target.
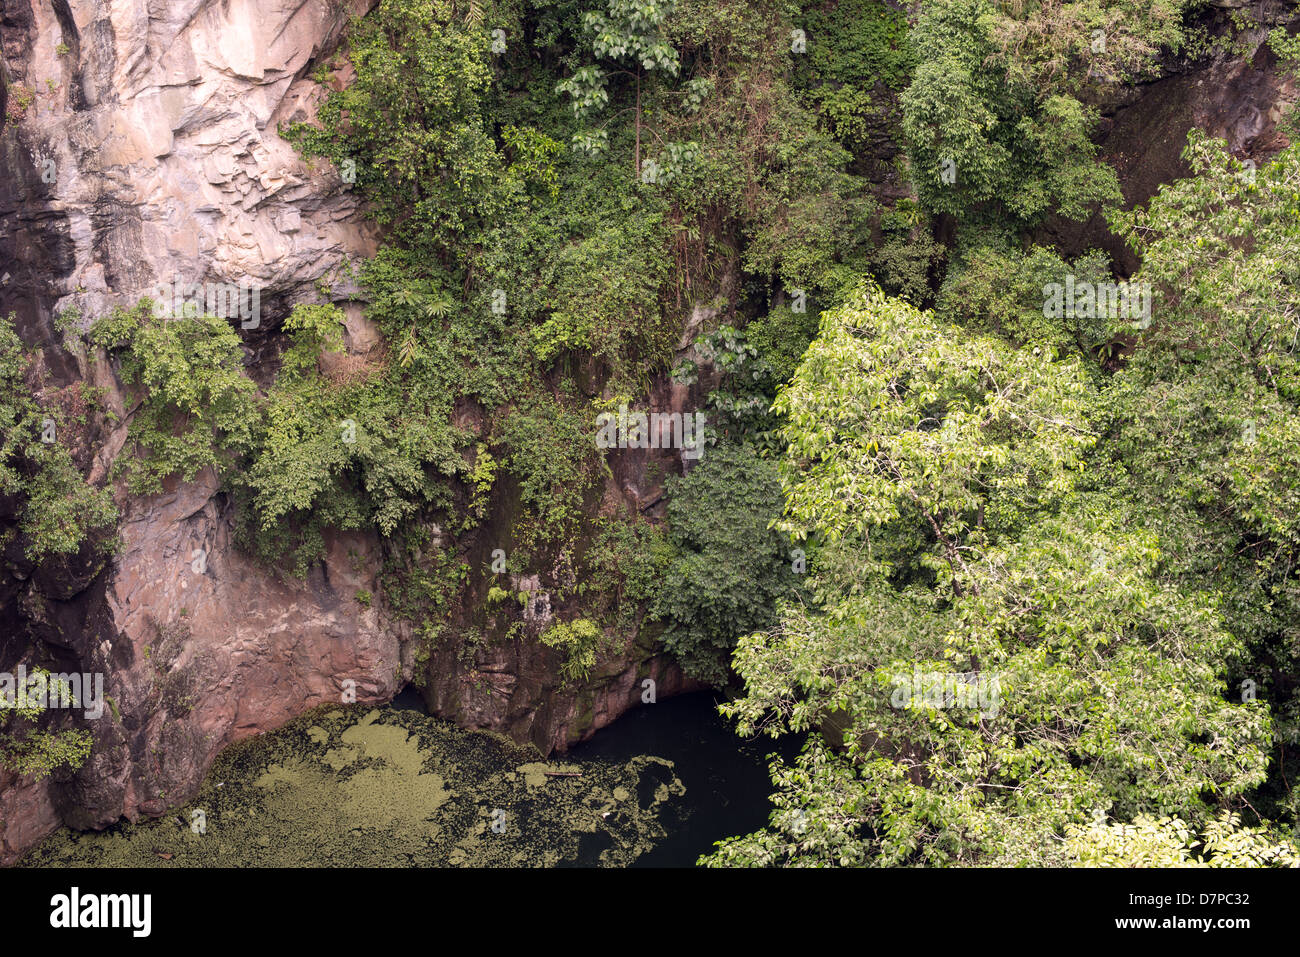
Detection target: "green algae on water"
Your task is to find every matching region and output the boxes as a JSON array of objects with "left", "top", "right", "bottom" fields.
[{"left": 24, "top": 706, "right": 685, "bottom": 867}]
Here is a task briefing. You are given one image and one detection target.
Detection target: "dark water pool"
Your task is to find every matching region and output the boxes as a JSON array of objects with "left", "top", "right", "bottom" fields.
[
  {"left": 25, "top": 688, "right": 799, "bottom": 868},
  {"left": 564, "top": 691, "right": 802, "bottom": 867},
  {"left": 398, "top": 685, "right": 801, "bottom": 866}
]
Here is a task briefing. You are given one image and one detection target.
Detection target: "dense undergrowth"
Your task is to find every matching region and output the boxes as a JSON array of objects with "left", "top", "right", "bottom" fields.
[{"left": 4, "top": 0, "right": 1300, "bottom": 865}]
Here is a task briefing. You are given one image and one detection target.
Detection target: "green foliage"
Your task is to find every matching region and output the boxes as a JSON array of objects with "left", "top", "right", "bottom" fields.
[
  {"left": 285, "top": 0, "right": 512, "bottom": 259},
  {"left": 708, "top": 285, "right": 1273, "bottom": 866},
  {"left": 486, "top": 584, "right": 515, "bottom": 606},
  {"left": 464, "top": 442, "right": 500, "bottom": 529},
  {"left": 793, "top": 0, "right": 916, "bottom": 152},
  {"left": 672, "top": 324, "right": 780, "bottom": 443},
  {"left": 526, "top": 189, "right": 674, "bottom": 383},
  {"left": 17, "top": 458, "right": 117, "bottom": 560},
  {"left": 4, "top": 83, "right": 34, "bottom": 121},
  {"left": 86, "top": 290, "right": 472, "bottom": 577},
  {"left": 585, "top": 0, "right": 680, "bottom": 74},
  {"left": 773, "top": 283, "right": 1096, "bottom": 551},
  {"left": 1268, "top": 27, "right": 1300, "bottom": 139},
  {"left": 1065, "top": 812, "right": 1299, "bottom": 868},
  {"left": 0, "top": 313, "right": 116, "bottom": 562},
  {"left": 866, "top": 215, "right": 945, "bottom": 306},
  {"left": 986, "top": 0, "right": 1190, "bottom": 93},
  {"left": 938, "top": 237, "right": 1117, "bottom": 354},
  {"left": 92, "top": 301, "right": 257, "bottom": 495},
  {"left": 557, "top": 0, "right": 681, "bottom": 167},
  {"left": 0, "top": 669, "right": 93, "bottom": 779},
  {"left": 901, "top": 0, "right": 1124, "bottom": 226},
  {"left": 609, "top": 0, "right": 883, "bottom": 299},
  {"left": 581, "top": 515, "right": 672, "bottom": 633},
  {"left": 357, "top": 246, "right": 523, "bottom": 411},
  {"left": 497, "top": 393, "right": 605, "bottom": 545},
  {"left": 742, "top": 306, "right": 820, "bottom": 388},
  {"left": 287, "top": 0, "right": 689, "bottom": 395},
  {"left": 539, "top": 617, "right": 604, "bottom": 683},
  {"left": 800, "top": 0, "right": 914, "bottom": 92},
  {"left": 650, "top": 443, "right": 797, "bottom": 686},
  {"left": 0, "top": 724, "right": 92, "bottom": 779},
  {"left": 230, "top": 299, "right": 467, "bottom": 574},
  {"left": 278, "top": 303, "right": 345, "bottom": 378},
  {"left": 1104, "top": 133, "right": 1300, "bottom": 812},
  {"left": 380, "top": 529, "right": 470, "bottom": 681}
]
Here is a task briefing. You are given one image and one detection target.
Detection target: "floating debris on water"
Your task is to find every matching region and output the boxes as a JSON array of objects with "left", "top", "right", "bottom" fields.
[{"left": 24, "top": 706, "right": 686, "bottom": 867}]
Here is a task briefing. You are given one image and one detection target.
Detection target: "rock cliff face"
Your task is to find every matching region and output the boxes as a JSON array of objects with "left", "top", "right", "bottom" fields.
[
  {"left": 0, "top": 0, "right": 697, "bottom": 865},
  {"left": 1040, "top": 10, "right": 1298, "bottom": 268},
  {"left": 0, "top": 0, "right": 399, "bottom": 865}
]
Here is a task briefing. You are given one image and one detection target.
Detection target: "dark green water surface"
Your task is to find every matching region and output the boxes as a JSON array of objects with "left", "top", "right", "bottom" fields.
[{"left": 24, "top": 691, "right": 796, "bottom": 867}]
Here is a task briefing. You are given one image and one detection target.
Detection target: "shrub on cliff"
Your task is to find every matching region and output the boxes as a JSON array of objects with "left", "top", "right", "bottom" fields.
[
  {"left": 89, "top": 301, "right": 257, "bottom": 496},
  {"left": 0, "top": 313, "right": 116, "bottom": 562},
  {"left": 0, "top": 668, "right": 92, "bottom": 780},
  {"left": 540, "top": 618, "right": 604, "bottom": 684}
]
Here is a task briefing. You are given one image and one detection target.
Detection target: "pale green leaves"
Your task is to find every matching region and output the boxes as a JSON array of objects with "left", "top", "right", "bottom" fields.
[
  {"left": 583, "top": 1, "right": 681, "bottom": 75},
  {"left": 773, "top": 282, "right": 1095, "bottom": 553},
  {"left": 1065, "top": 811, "right": 1298, "bottom": 867},
  {"left": 714, "top": 282, "right": 1274, "bottom": 866},
  {"left": 556, "top": 66, "right": 610, "bottom": 122}
]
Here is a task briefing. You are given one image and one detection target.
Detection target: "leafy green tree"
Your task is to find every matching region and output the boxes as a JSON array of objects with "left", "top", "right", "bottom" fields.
[
  {"left": 791, "top": 0, "right": 916, "bottom": 154},
  {"left": 672, "top": 324, "right": 783, "bottom": 444},
  {"left": 496, "top": 392, "right": 605, "bottom": 547},
  {"left": 232, "top": 302, "right": 468, "bottom": 575},
  {"left": 523, "top": 184, "right": 674, "bottom": 384},
  {"left": 1065, "top": 811, "right": 1298, "bottom": 868},
  {"left": 901, "top": 0, "right": 1123, "bottom": 225},
  {"left": 286, "top": 0, "right": 522, "bottom": 262},
  {"left": 988, "top": 0, "right": 1191, "bottom": 94},
  {"left": 1105, "top": 132, "right": 1300, "bottom": 819},
  {"left": 706, "top": 285, "right": 1272, "bottom": 866},
  {"left": 937, "top": 237, "right": 1117, "bottom": 356},
  {"left": 557, "top": 0, "right": 681, "bottom": 174},
  {"left": 90, "top": 302, "right": 257, "bottom": 496}
]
